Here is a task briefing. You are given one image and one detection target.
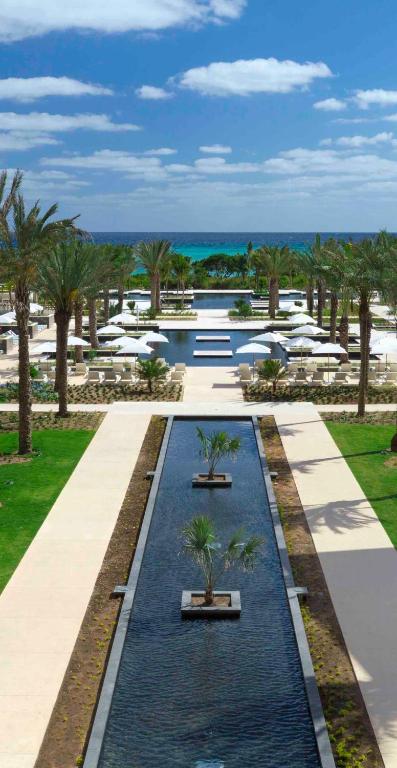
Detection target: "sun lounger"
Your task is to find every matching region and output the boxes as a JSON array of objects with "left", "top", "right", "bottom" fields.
[
  {"left": 75, "top": 362, "right": 87, "bottom": 376},
  {"left": 384, "top": 371, "right": 397, "bottom": 382},
  {"left": 334, "top": 371, "right": 347, "bottom": 382},
  {"left": 120, "top": 371, "right": 133, "bottom": 382},
  {"left": 175, "top": 363, "right": 186, "bottom": 372},
  {"left": 340, "top": 363, "right": 352, "bottom": 372},
  {"left": 171, "top": 371, "right": 184, "bottom": 382},
  {"left": 104, "top": 369, "right": 118, "bottom": 383},
  {"left": 88, "top": 370, "right": 101, "bottom": 382}
]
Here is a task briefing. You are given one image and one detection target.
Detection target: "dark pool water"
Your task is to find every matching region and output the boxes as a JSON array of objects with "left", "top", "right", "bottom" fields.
[
  {"left": 97, "top": 419, "right": 321, "bottom": 768},
  {"left": 154, "top": 330, "right": 288, "bottom": 367},
  {"left": 192, "top": 292, "right": 250, "bottom": 309}
]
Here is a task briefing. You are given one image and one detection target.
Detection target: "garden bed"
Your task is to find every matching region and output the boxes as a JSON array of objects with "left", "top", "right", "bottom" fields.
[
  {"left": 0, "top": 411, "right": 104, "bottom": 432},
  {"left": 260, "top": 417, "right": 384, "bottom": 768},
  {"left": 34, "top": 416, "right": 166, "bottom": 768},
  {"left": 0, "top": 382, "right": 182, "bottom": 404},
  {"left": 322, "top": 410, "right": 397, "bottom": 425},
  {"left": 244, "top": 383, "right": 397, "bottom": 404}
]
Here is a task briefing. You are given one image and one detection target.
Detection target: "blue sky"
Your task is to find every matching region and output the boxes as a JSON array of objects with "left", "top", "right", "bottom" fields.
[{"left": 2, "top": 0, "right": 397, "bottom": 231}]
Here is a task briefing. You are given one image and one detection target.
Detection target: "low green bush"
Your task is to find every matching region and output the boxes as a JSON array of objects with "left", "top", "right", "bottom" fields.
[
  {"left": 244, "top": 383, "right": 397, "bottom": 404},
  {"left": 0, "top": 382, "right": 58, "bottom": 403}
]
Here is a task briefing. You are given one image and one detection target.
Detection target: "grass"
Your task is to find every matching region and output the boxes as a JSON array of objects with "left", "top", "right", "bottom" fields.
[
  {"left": 0, "top": 429, "right": 94, "bottom": 591},
  {"left": 325, "top": 422, "right": 397, "bottom": 547}
]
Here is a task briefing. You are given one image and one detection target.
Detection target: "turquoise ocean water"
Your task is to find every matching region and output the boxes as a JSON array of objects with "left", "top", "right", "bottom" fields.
[{"left": 92, "top": 232, "right": 382, "bottom": 263}]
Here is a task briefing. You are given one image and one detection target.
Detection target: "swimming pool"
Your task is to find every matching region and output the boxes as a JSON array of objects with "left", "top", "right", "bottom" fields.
[
  {"left": 85, "top": 419, "right": 330, "bottom": 768},
  {"left": 154, "top": 330, "right": 288, "bottom": 367}
]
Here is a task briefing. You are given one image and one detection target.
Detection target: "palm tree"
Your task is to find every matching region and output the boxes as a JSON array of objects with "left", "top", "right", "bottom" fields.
[
  {"left": 348, "top": 236, "right": 388, "bottom": 416},
  {"left": 196, "top": 427, "right": 240, "bottom": 480},
  {"left": 257, "top": 359, "right": 286, "bottom": 394},
  {"left": 112, "top": 244, "right": 136, "bottom": 312},
  {"left": 37, "top": 241, "right": 97, "bottom": 417},
  {"left": 182, "top": 516, "right": 263, "bottom": 605},
  {"left": 135, "top": 239, "right": 172, "bottom": 314},
  {"left": 256, "top": 245, "right": 292, "bottom": 318},
  {"left": 0, "top": 175, "right": 79, "bottom": 453},
  {"left": 172, "top": 253, "right": 192, "bottom": 308},
  {"left": 136, "top": 358, "right": 169, "bottom": 393},
  {"left": 84, "top": 244, "right": 116, "bottom": 348},
  {"left": 296, "top": 249, "right": 317, "bottom": 316}
]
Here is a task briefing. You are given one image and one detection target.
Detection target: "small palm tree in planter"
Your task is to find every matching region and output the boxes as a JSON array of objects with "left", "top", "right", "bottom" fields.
[
  {"left": 181, "top": 515, "right": 264, "bottom": 616},
  {"left": 136, "top": 358, "right": 169, "bottom": 393},
  {"left": 258, "top": 359, "right": 287, "bottom": 395},
  {"left": 193, "top": 427, "right": 241, "bottom": 487}
]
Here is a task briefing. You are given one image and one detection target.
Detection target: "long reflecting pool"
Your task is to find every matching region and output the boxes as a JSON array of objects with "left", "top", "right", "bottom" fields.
[{"left": 96, "top": 419, "right": 322, "bottom": 768}]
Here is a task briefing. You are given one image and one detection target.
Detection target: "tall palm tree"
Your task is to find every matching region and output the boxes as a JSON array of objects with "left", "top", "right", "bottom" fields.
[
  {"left": 135, "top": 239, "right": 172, "bottom": 314},
  {"left": 296, "top": 249, "right": 317, "bottom": 316},
  {"left": 37, "top": 241, "right": 97, "bottom": 417},
  {"left": 172, "top": 253, "right": 192, "bottom": 308},
  {"left": 0, "top": 176, "right": 79, "bottom": 453},
  {"left": 84, "top": 244, "right": 116, "bottom": 348},
  {"left": 112, "top": 244, "right": 136, "bottom": 312},
  {"left": 347, "top": 236, "right": 388, "bottom": 416},
  {"left": 256, "top": 245, "right": 292, "bottom": 318}
]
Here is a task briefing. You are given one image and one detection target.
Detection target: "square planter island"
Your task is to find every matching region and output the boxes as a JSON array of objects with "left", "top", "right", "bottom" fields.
[
  {"left": 181, "top": 590, "right": 241, "bottom": 618},
  {"left": 192, "top": 473, "right": 232, "bottom": 488}
]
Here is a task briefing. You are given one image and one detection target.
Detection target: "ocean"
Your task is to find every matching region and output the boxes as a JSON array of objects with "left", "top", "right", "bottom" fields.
[{"left": 92, "top": 232, "right": 383, "bottom": 263}]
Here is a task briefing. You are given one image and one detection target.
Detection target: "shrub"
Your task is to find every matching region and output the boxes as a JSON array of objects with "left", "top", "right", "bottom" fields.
[{"left": 244, "top": 383, "right": 397, "bottom": 405}]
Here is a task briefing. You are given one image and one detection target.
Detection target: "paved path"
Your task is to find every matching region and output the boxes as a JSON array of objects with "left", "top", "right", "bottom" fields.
[
  {"left": 276, "top": 406, "right": 397, "bottom": 767},
  {"left": 0, "top": 411, "right": 150, "bottom": 768},
  {"left": 183, "top": 366, "right": 244, "bottom": 403}
]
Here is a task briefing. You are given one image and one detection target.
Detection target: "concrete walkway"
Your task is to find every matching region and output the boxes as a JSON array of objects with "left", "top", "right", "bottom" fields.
[
  {"left": 276, "top": 406, "right": 397, "bottom": 767},
  {"left": 183, "top": 366, "right": 244, "bottom": 403},
  {"left": 0, "top": 411, "right": 150, "bottom": 768}
]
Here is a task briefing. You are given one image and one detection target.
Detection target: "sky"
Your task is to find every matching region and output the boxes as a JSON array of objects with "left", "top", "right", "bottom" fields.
[{"left": 3, "top": 0, "right": 397, "bottom": 231}]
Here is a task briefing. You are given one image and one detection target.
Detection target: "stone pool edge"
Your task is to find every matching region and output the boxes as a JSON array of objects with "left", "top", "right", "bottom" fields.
[
  {"left": 253, "top": 416, "right": 336, "bottom": 768},
  {"left": 83, "top": 415, "right": 174, "bottom": 768}
]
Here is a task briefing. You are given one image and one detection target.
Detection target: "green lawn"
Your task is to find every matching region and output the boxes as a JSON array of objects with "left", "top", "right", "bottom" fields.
[
  {"left": 325, "top": 422, "right": 397, "bottom": 546},
  {"left": 0, "top": 429, "right": 94, "bottom": 591}
]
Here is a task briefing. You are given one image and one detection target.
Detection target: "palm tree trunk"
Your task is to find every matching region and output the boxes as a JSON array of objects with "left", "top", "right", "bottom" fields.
[
  {"left": 339, "top": 314, "right": 349, "bottom": 363},
  {"left": 74, "top": 299, "right": 84, "bottom": 363},
  {"left": 156, "top": 273, "right": 161, "bottom": 314},
  {"left": 306, "top": 282, "right": 314, "bottom": 316},
  {"left": 150, "top": 274, "right": 156, "bottom": 312},
  {"left": 358, "top": 293, "right": 371, "bottom": 416},
  {"left": 329, "top": 292, "right": 339, "bottom": 343},
  {"left": 269, "top": 276, "right": 278, "bottom": 319},
  {"left": 117, "top": 283, "right": 124, "bottom": 313},
  {"left": 88, "top": 297, "right": 99, "bottom": 348},
  {"left": 15, "top": 281, "right": 32, "bottom": 455},
  {"left": 317, "top": 280, "right": 325, "bottom": 328},
  {"left": 55, "top": 309, "right": 71, "bottom": 417},
  {"left": 103, "top": 290, "right": 110, "bottom": 323}
]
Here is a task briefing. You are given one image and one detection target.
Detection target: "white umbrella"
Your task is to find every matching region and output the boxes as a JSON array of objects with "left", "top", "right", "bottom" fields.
[
  {"left": 104, "top": 336, "right": 131, "bottom": 347},
  {"left": 313, "top": 342, "right": 347, "bottom": 381},
  {"left": 291, "top": 324, "right": 323, "bottom": 336},
  {"left": 30, "top": 302, "right": 43, "bottom": 313},
  {"left": 289, "top": 313, "right": 316, "bottom": 325},
  {"left": 286, "top": 304, "right": 307, "bottom": 313},
  {"left": 34, "top": 341, "right": 56, "bottom": 354},
  {"left": 67, "top": 335, "right": 89, "bottom": 346},
  {"left": 0, "top": 312, "right": 16, "bottom": 322},
  {"left": 236, "top": 342, "right": 271, "bottom": 378},
  {"left": 117, "top": 340, "right": 152, "bottom": 355},
  {"left": 140, "top": 331, "right": 169, "bottom": 344},
  {"left": 249, "top": 332, "right": 289, "bottom": 344},
  {"left": 371, "top": 337, "right": 397, "bottom": 368},
  {"left": 98, "top": 324, "right": 127, "bottom": 335},
  {"left": 109, "top": 313, "right": 134, "bottom": 324},
  {"left": 286, "top": 336, "right": 318, "bottom": 366}
]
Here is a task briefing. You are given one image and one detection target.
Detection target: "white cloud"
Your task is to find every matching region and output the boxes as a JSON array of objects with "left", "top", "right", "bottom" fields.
[
  {"left": 354, "top": 89, "right": 397, "bottom": 109},
  {"left": 262, "top": 147, "right": 397, "bottom": 179},
  {"left": 41, "top": 149, "right": 167, "bottom": 180},
  {"left": 199, "top": 144, "right": 232, "bottom": 153},
  {"left": 313, "top": 97, "right": 346, "bottom": 111},
  {"left": 321, "top": 132, "right": 394, "bottom": 148},
  {"left": 384, "top": 114, "right": 397, "bottom": 123},
  {"left": 0, "top": 0, "right": 246, "bottom": 42},
  {"left": 143, "top": 147, "right": 177, "bottom": 155},
  {"left": 177, "top": 57, "right": 332, "bottom": 96},
  {"left": 136, "top": 85, "right": 173, "bottom": 100},
  {"left": 0, "top": 112, "right": 140, "bottom": 132},
  {"left": 334, "top": 117, "right": 373, "bottom": 125},
  {"left": 0, "top": 77, "right": 112, "bottom": 102},
  {"left": 0, "top": 131, "right": 60, "bottom": 150}
]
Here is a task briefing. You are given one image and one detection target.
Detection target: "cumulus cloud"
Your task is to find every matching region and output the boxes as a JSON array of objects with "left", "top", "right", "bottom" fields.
[
  {"left": 176, "top": 57, "right": 332, "bottom": 96},
  {"left": 143, "top": 147, "right": 177, "bottom": 155},
  {"left": 41, "top": 149, "right": 167, "bottom": 180},
  {"left": 262, "top": 147, "right": 397, "bottom": 179},
  {"left": 0, "top": 131, "right": 60, "bottom": 150},
  {"left": 353, "top": 89, "right": 397, "bottom": 109},
  {"left": 135, "top": 85, "right": 173, "bottom": 100},
  {"left": 313, "top": 97, "right": 346, "bottom": 111},
  {"left": 199, "top": 144, "right": 232, "bottom": 153},
  {"left": 320, "top": 132, "right": 394, "bottom": 148},
  {"left": 0, "top": 0, "right": 246, "bottom": 42},
  {"left": 0, "top": 112, "right": 140, "bottom": 132},
  {"left": 0, "top": 77, "right": 112, "bottom": 102}
]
